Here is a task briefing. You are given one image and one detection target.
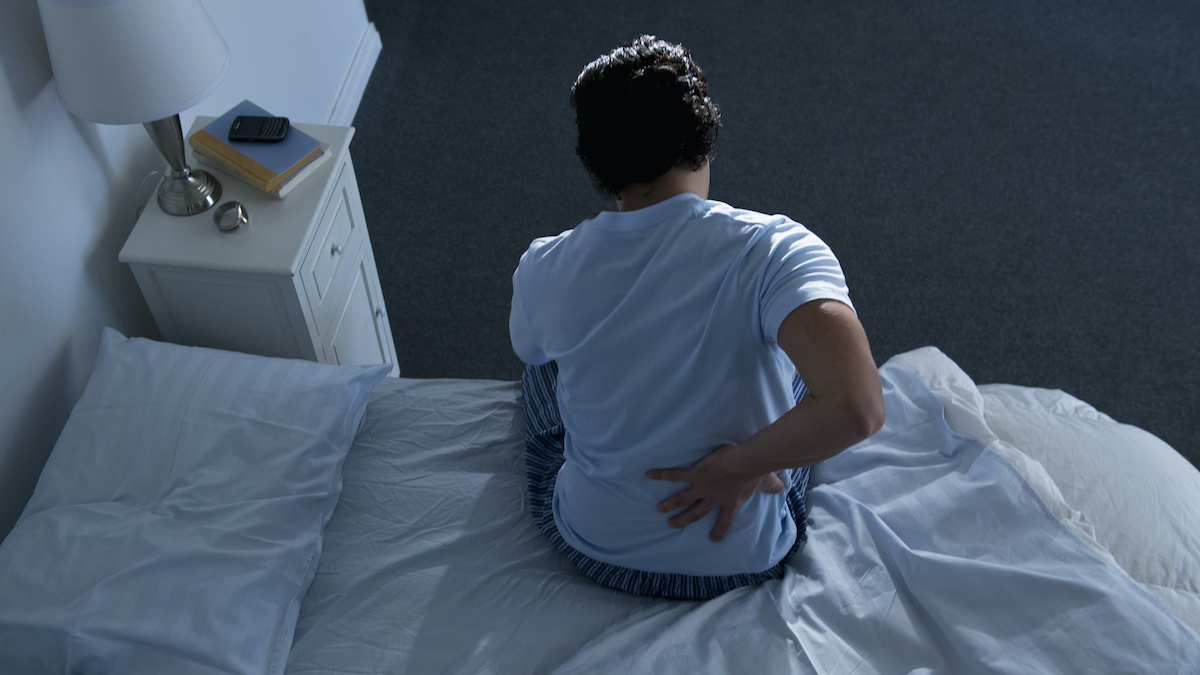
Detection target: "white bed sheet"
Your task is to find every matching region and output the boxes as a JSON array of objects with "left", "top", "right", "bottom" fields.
[
  {"left": 895, "top": 347, "right": 1200, "bottom": 640},
  {"left": 285, "top": 351, "right": 1200, "bottom": 674}
]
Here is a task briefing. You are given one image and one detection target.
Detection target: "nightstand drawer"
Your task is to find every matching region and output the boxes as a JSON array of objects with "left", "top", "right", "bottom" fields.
[
  {"left": 300, "top": 158, "right": 363, "bottom": 324},
  {"left": 319, "top": 237, "right": 398, "bottom": 374}
]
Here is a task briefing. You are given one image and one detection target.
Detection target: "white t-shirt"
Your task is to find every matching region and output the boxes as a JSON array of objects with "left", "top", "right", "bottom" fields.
[{"left": 510, "top": 193, "right": 854, "bottom": 575}]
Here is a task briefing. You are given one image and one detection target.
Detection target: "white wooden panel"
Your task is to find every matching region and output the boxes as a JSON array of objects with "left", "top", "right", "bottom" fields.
[
  {"left": 311, "top": 198, "right": 353, "bottom": 302},
  {"left": 146, "top": 269, "right": 308, "bottom": 360},
  {"left": 324, "top": 256, "right": 386, "bottom": 368},
  {"left": 359, "top": 237, "right": 400, "bottom": 375},
  {"left": 300, "top": 158, "right": 362, "bottom": 326},
  {"left": 328, "top": 23, "right": 382, "bottom": 126}
]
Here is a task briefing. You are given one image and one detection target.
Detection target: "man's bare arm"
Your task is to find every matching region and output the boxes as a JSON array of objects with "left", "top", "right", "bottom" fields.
[
  {"left": 646, "top": 299, "right": 885, "bottom": 541},
  {"left": 736, "top": 298, "right": 885, "bottom": 471}
]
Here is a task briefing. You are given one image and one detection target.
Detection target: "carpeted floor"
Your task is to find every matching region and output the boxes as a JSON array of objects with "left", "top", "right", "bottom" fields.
[{"left": 351, "top": 0, "right": 1198, "bottom": 468}]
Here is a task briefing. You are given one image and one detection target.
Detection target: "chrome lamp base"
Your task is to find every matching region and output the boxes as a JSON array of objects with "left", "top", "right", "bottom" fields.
[
  {"left": 143, "top": 114, "right": 222, "bottom": 216},
  {"left": 157, "top": 166, "right": 222, "bottom": 216}
]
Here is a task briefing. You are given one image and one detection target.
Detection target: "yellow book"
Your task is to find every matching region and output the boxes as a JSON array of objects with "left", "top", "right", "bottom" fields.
[
  {"left": 192, "top": 145, "right": 271, "bottom": 192},
  {"left": 186, "top": 100, "right": 323, "bottom": 194},
  {"left": 193, "top": 143, "right": 331, "bottom": 199}
]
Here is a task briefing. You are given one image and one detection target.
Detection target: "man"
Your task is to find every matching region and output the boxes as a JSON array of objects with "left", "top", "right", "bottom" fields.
[{"left": 511, "top": 35, "right": 884, "bottom": 600}]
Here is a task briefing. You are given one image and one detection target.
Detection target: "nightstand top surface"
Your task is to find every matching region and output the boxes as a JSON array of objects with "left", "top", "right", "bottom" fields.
[{"left": 118, "top": 121, "right": 356, "bottom": 276}]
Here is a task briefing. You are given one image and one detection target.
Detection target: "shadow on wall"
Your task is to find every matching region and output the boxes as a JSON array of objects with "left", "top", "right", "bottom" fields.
[
  {"left": 76, "top": 113, "right": 167, "bottom": 343},
  {"left": 0, "top": 0, "right": 52, "bottom": 111},
  {"left": 0, "top": 341, "right": 71, "bottom": 543},
  {"left": 0, "top": 0, "right": 164, "bottom": 542}
]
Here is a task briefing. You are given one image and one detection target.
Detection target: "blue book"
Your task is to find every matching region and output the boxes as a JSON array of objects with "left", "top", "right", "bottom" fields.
[{"left": 187, "top": 100, "right": 323, "bottom": 193}]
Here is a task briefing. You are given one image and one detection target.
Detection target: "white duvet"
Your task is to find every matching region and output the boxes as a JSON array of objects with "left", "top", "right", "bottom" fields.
[{"left": 285, "top": 349, "right": 1200, "bottom": 674}]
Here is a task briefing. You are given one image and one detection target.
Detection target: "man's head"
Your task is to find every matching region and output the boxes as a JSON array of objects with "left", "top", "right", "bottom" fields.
[{"left": 571, "top": 35, "right": 721, "bottom": 197}]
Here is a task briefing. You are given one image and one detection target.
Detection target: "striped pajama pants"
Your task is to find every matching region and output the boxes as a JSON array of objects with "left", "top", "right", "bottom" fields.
[{"left": 521, "top": 361, "right": 811, "bottom": 601}]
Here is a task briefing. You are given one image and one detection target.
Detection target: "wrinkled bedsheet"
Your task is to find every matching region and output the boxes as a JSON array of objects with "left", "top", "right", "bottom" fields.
[{"left": 285, "top": 358, "right": 1200, "bottom": 674}]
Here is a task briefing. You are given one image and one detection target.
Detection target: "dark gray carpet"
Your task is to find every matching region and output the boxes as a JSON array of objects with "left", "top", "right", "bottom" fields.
[{"left": 353, "top": 0, "right": 1198, "bottom": 468}]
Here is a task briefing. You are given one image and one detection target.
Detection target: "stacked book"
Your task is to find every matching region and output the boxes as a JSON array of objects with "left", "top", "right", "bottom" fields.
[{"left": 188, "top": 100, "right": 330, "bottom": 199}]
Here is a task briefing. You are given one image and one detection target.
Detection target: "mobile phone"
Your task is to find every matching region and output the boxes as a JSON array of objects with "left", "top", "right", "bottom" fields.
[{"left": 228, "top": 115, "right": 289, "bottom": 142}]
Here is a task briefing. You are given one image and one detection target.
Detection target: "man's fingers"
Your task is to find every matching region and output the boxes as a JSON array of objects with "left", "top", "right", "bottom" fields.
[
  {"left": 764, "top": 472, "right": 786, "bottom": 494},
  {"left": 709, "top": 503, "right": 739, "bottom": 542},
  {"left": 649, "top": 463, "right": 787, "bottom": 539},
  {"left": 656, "top": 487, "right": 697, "bottom": 513},
  {"left": 645, "top": 468, "right": 689, "bottom": 483},
  {"left": 667, "top": 500, "right": 713, "bottom": 528}
]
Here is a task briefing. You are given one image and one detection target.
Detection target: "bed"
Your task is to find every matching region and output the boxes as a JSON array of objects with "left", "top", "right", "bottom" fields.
[{"left": 1, "top": 329, "right": 1198, "bottom": 673}]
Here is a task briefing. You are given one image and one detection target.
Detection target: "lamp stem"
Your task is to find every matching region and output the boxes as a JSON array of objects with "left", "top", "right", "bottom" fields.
[
  {"left": 143, "top": 116, "right": 189, "bottom": 175},
  {"left": 143, "top": 114, "right": 221, "bottom": 216}
]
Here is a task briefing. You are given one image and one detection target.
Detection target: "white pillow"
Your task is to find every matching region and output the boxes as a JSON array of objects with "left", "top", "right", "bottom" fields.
[
  {"left": 978, "top": 383, "right": 1200, "bottom": 638},
  {"left": 0, "top": 328, "right": 390, "bottom": 674}
]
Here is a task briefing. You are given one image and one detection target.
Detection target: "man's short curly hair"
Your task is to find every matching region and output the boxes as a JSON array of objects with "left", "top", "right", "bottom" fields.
[{"left": 571, "top": 35, "right": 721, "bottom": 197}]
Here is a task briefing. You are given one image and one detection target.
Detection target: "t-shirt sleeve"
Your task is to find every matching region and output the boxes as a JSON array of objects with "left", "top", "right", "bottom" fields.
[
  {"left": 510, "top": 259, "right": 551, "bottom": 365},
  {"left": 749, "top": 219, "right": 855, "bottom": 348}
]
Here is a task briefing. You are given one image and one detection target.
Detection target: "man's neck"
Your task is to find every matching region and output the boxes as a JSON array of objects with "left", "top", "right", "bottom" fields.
[{"left": 615, "top": 161, "right": 711, "bottom": 212}]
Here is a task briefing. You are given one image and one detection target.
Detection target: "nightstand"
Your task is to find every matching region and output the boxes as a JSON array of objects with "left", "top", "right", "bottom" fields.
[{"left": 119, "top": 121, "right": 399, "bottom": 375}]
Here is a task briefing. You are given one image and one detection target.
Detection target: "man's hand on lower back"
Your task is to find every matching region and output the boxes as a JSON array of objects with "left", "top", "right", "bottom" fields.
[{"left": 645, "top": 444, "right": 786, "bottom": 543}]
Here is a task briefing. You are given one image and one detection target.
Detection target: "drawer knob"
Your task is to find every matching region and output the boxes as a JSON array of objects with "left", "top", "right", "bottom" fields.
[
  {"left": 331, "top": 243, "right": 344, "bottom": 256},
  {"left": 374, "top": 307, "right": 384, "bottom": 319}
]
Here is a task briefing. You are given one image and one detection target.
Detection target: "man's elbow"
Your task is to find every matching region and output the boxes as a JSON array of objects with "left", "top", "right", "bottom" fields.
[{"left": 843, "top": 391, "right": 886, "bottom": 443}]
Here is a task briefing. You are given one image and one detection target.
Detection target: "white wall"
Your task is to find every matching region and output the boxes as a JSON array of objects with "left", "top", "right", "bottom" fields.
[{"left": 0, "top": 0, "right": 380, "bottom": 542}]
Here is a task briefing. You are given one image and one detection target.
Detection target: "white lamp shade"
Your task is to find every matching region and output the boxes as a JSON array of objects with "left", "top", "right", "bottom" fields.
[{"left": 38, "top": 0, "right": 230, "bottom": 125}]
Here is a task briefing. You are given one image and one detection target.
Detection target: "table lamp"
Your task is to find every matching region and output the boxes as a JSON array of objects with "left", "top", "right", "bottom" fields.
[{"left": 37, "top": 0, "right": 231, "bottom": 216}]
